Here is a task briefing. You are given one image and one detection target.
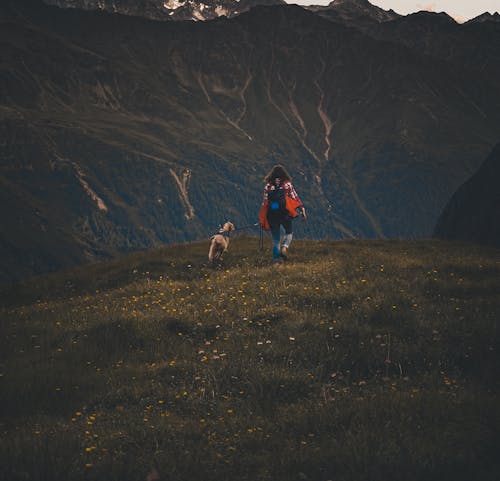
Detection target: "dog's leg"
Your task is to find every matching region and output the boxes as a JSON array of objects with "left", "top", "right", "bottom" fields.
[{"left": 208, "top": 240, "right": 216, "bottom": 262}]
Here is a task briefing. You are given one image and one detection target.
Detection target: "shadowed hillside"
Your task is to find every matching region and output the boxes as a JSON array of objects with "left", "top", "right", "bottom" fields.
[
  {"left": 434, "top": 142, "right": 500, "bottom": 247},
  {"left": 1, "top": 238, "right": 500, "bottom": 480},
  {"left": 2, "top": 0, "right": 500, "bottom": 282}
]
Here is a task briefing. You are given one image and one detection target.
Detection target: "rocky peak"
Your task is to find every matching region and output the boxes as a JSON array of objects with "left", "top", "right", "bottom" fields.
[
  {"left": 42, "top": 0, "right": 285, "bottom": 21},
  {"left": 466, "top": 12, "right": 500, "bottom": 24},
  {"left": 307, "top": 0, "right": 400, "bottom": 24}
]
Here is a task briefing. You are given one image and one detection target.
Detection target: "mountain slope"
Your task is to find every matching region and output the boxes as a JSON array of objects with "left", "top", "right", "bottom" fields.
[
  {"left": 434, "top": 142, "right": 500, "bottom": 247},
  {"left": 2, "top": 0, "right": 500, "bottom": 281}
]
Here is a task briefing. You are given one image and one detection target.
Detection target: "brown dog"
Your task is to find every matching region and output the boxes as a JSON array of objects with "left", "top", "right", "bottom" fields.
[{"left": 208, "top": 221, "right": 235, "bottom": 262}]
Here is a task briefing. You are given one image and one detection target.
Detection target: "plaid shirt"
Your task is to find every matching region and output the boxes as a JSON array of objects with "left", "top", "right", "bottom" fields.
[{"left": 262, "top": 181, "right": 303, "bottom": 207}]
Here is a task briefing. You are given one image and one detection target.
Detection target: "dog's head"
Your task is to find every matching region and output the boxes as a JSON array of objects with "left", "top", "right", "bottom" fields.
[{"left": 223, "top": 221, "right": 235, "bottom": 232}]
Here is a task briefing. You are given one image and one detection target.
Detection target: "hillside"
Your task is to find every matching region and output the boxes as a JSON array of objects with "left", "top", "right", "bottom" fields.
[
  {"left": 434, "top": 142, "right": 500, "bottom": 247},
  {"left": 1, "top": 239, "right": 500, "bottom": 480},
  {"left": 2, "top": 0, "right": 500, "bottom": 282}
]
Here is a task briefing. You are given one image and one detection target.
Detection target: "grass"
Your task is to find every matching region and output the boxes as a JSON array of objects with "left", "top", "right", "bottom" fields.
[{"left": 1, "top": 237, "right": 500, "bottom": 481}]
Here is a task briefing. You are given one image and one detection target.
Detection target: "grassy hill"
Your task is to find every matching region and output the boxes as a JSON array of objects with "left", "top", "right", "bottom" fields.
[{"left": 1, "top": 238, "right": 500, "bottom": 480}]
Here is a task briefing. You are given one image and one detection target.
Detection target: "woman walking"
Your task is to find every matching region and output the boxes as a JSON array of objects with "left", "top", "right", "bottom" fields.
[{"left": 259, "top": 165, "right": 306, "bottom": 264}]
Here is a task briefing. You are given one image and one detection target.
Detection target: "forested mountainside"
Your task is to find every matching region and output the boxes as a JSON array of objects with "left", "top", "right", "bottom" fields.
[{"left": 2, "top": 0, "right": 500, "bottom": 281}]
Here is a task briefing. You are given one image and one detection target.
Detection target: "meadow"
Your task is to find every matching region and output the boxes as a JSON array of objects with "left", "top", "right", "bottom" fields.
[{"left": 1, "top": 237, "right": 499, "bottom": 481}]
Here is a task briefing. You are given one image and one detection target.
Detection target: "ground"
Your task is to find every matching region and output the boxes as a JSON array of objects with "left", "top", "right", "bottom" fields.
[{"left": 1, "top": 237, "right": 499, "bottom": 481}]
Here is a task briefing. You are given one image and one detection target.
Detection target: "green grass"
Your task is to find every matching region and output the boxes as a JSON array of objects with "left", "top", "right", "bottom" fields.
[{"left": 1, "top": 238, "right": 500, "bottom": 481}]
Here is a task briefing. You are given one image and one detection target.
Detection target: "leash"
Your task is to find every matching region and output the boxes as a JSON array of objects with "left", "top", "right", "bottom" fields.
[{"left": 232, "top": 222, "right": 260, "bottom": 232}]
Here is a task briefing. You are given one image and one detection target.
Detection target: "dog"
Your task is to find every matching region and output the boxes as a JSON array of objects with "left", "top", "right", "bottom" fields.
[{"left": 208, "top": 221, "right": 235, "bottom": 262}]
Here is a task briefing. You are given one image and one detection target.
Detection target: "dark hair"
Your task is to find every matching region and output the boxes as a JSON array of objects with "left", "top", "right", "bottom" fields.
[{"left": 264, "top": 164, "right": 291, "bottom": 184}]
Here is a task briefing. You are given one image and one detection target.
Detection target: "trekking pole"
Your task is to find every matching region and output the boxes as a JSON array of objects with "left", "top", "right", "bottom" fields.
[{"left": 259, "top": 225, "right": 264, "bottom": 251}]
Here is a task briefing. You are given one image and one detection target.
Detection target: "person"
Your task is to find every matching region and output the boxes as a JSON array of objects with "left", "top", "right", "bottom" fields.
[{"left": 259, "top": 165, "right": 307, "bottom": 264}]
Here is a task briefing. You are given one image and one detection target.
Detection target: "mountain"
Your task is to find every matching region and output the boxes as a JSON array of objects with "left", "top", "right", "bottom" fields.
[
  {"left": 2, "top": 0, "right": 500, "bottom": 282},
  {"left": 307, "top": 0, "right": 400, "bottom": 25},
  {"left": 365, "top": 11, "right": 500, "bottom": 79},
  {"left": 43, "top": 0, "right": 285, "bottom": 21},
  {"left": 434, "top": 143, "right": 500, "bottom": 247},
  {"left": 467, "top": 12, "right": 500, "bottom": 24},
  {"left": 42, "top": 0, "right": 173, "bottom": 20}
]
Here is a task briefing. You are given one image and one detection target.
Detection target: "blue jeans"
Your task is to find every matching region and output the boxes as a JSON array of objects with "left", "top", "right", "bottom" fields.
[{"left": 269, "top": 217, "right": 293, "bottom": 261}]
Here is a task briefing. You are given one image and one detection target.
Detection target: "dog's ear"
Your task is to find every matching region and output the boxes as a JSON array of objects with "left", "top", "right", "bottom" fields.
[{"left": 229, "top": 222, "right": 235, "bottom": 231}]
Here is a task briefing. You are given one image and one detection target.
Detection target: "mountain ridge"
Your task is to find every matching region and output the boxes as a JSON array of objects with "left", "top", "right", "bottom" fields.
[
  {"left": 42, "top": 0, "right": 286, "bottom": 21},
  {"left": 41, "top": 0, "right": 499, "bottom": 24}
]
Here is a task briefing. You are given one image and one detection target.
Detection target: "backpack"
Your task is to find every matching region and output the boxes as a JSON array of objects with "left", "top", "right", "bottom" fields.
[{"left": 267, "top": 185, "right": 286, "bottom": 215}]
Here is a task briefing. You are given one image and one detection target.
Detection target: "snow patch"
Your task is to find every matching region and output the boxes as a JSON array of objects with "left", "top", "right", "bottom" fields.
[
  {"left": 215, "top": 6, "right": 228, "bottom": 17},
  {"left": 170, "top": 168, "right": 195, "bottom": 220},
  {"left": 73, "top": 164, "right": 108, "bottom": 212},
  {"left": 192, "top": 8, "right": 205, "bottom": 21},
  {"left": 164, "top": 0, "right": 184, "bottom": 10}
]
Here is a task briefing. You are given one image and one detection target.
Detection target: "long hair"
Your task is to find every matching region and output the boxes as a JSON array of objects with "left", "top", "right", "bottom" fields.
[{"left": 264, "top": 164, "right": 292, "bottom": 184}]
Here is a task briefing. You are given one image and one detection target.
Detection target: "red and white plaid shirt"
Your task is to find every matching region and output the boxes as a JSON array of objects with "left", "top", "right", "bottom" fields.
[{"left": 262, "top": 181, "right": 303, "bottom": 207}]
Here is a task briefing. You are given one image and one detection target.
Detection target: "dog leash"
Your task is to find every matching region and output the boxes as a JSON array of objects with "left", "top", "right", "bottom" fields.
[
  {"left": 231, "top": 222, "right": 260, "bottom": 232},
  {"left": 211, "top": 222, "right": 263, "bottom": 250}
]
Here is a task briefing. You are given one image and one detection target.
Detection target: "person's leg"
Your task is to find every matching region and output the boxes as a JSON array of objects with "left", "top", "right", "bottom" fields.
[
  {"left": 270, "top": 222, "right": 282, "bottom": 262},
  {"left": 280, "top": 218, "right": 293, "bottom": 258}
]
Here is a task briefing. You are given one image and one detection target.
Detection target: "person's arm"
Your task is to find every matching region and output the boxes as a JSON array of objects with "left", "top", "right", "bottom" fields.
[{"left": 262, "top": 184, "right": 270, "bottom": 206}]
